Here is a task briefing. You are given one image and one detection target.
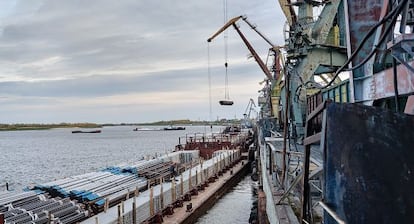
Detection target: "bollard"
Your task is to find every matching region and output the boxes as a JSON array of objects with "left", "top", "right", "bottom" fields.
[
  {"left": 0, "top": 213, "right": 4, "bottom": 224},
  {"left": 186, "top": 203, "right": 193, "bottom": 212},
  {"left": 5, "top": 183, "right": 8, "bottom": 191},
  {"left": 95, "top": 216, "right": 99, "bottom": 224}
]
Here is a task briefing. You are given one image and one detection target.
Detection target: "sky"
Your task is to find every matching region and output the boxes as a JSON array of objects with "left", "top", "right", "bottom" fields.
[{"left": 0, "top": 0, "right": 286, "bottom": 124}]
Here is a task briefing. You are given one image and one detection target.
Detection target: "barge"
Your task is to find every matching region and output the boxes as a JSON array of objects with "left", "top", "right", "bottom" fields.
[{"left": 72, "top": 130, "right": 102, "bottom": 134}]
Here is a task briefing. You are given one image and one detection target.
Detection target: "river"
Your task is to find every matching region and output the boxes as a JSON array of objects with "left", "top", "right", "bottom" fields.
[
  {"left": 0, "top": 125, "right": 254, "bottom": 223},
  {"left": 196, "top": 175, "right": 257, "bottom": 224}
]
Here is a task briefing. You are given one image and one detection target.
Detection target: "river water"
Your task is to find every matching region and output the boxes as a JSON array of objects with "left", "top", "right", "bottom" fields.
[
  {"left": 196, "top": 175, "right": 256, "bottom": 224},
  {"left": 0, "top": 125, "right": 254, "bottom": 223}
]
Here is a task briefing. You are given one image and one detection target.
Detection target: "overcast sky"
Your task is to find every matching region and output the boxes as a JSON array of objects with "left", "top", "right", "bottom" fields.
[{"left": 0, "top": 0, "right": 286, "bottom": 123}]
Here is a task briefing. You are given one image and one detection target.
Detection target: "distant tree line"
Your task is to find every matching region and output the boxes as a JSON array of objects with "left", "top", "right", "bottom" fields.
[{"left": 0, "top": 119, "right": 243, "bottom": 131}]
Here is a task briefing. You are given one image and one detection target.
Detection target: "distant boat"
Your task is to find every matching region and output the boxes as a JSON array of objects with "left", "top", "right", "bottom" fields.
[
  {"left": 72, "top": 130, "right": 101, "bottom": 133},
  {"left": 163, "top": 126, "right": 185, "bottom": 131},
  {"left": 133, "top": 127, "right": 159, "bottom": 131},
  {"left": 222, "top": 125, "right": 240, "bottom": 134}
]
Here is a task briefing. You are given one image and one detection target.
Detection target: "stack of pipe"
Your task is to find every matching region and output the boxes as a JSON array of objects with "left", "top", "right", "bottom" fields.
[
  {"left": 158, "top": 150, "right": 199, "bottom": 164},
  {"left": 0, "top": 191, "right": 87, "bottom": 224},
  {"left": 80, "top": 149, "right": 241, "bottom": 224},
  {"left": 33, "top": 171, "right": 148, "bottom": 211}
]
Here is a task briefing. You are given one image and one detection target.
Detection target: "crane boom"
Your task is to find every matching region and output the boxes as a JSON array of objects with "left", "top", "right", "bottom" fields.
[
  {"left": 207, "top": 16, "right": 273, "bottom": 80},
  {"left": 232, "top": 24, "right": 273, "bottom": 80},
  {"left": 207, "top": 16, "right": 243, "bottom": 42},
  {"left": 241, "top": 16, "right": 275, "bottom": 46}
]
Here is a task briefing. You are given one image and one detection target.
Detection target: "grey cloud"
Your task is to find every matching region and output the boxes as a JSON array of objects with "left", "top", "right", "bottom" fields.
[{"left": 0, "top": 62, "right": 260, "bottom": 98}]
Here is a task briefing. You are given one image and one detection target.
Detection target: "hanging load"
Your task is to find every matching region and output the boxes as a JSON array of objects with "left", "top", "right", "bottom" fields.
[{"left": 219, "top": 100, "right": 234, "bottom": 105}]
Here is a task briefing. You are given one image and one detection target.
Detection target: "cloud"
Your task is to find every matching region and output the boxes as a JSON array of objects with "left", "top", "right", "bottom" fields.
[{"left": 0, "top": 0, "right": 285, "bottom": 123}]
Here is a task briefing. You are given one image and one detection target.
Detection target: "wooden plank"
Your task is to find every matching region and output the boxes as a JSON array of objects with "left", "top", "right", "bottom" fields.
[
  {"left": 303, "top": 132, "right": 321, "bottom": 145},
  {"left": 306, "top": 101, "right": 326, "bottom": 122}
]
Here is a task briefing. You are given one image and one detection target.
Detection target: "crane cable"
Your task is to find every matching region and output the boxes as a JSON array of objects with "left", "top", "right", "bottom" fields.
[
  {"left": 207, "top": 42, "right": 212, "bottom": 122},
  {"left": 223, "top": 0, "right": 230, "bottom": 100}
]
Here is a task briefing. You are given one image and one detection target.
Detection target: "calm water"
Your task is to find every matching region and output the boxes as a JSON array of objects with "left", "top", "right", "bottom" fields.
[
  {"left": 0, "top": 125, "right": 221, "bottom": 190},
  {"left": 196, "top": 175, "right": 256, "bottom": 224}
]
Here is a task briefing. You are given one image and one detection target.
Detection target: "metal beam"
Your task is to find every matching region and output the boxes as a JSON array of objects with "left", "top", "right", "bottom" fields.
[
  {"left": 232, "top": 24, "right": 274, "bottom": 80},
  {"left": 207, "top": 16, "right": 242, "bottom": 42}
]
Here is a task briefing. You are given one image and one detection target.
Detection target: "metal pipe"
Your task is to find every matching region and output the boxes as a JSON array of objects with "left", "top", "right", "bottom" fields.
[
  {"left": 318, "top": 201, "right": 346, "bottom": 224},
  {"left": 392, "top": 58, "right": 399, "bottom": 112},
  {"left": 310, "top": 181, "right": 323, "bottom": 193},
  {"left": 281, "top": 71, "right": 290, "bottom": 189}
]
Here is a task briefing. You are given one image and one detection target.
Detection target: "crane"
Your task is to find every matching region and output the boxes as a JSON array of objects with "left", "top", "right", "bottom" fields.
[
  {"left": 242, "top": 98, "right": 256, "bottom": 128},
  {"left": 207, "top": 15, "right": 286, "bottom": 120}
]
